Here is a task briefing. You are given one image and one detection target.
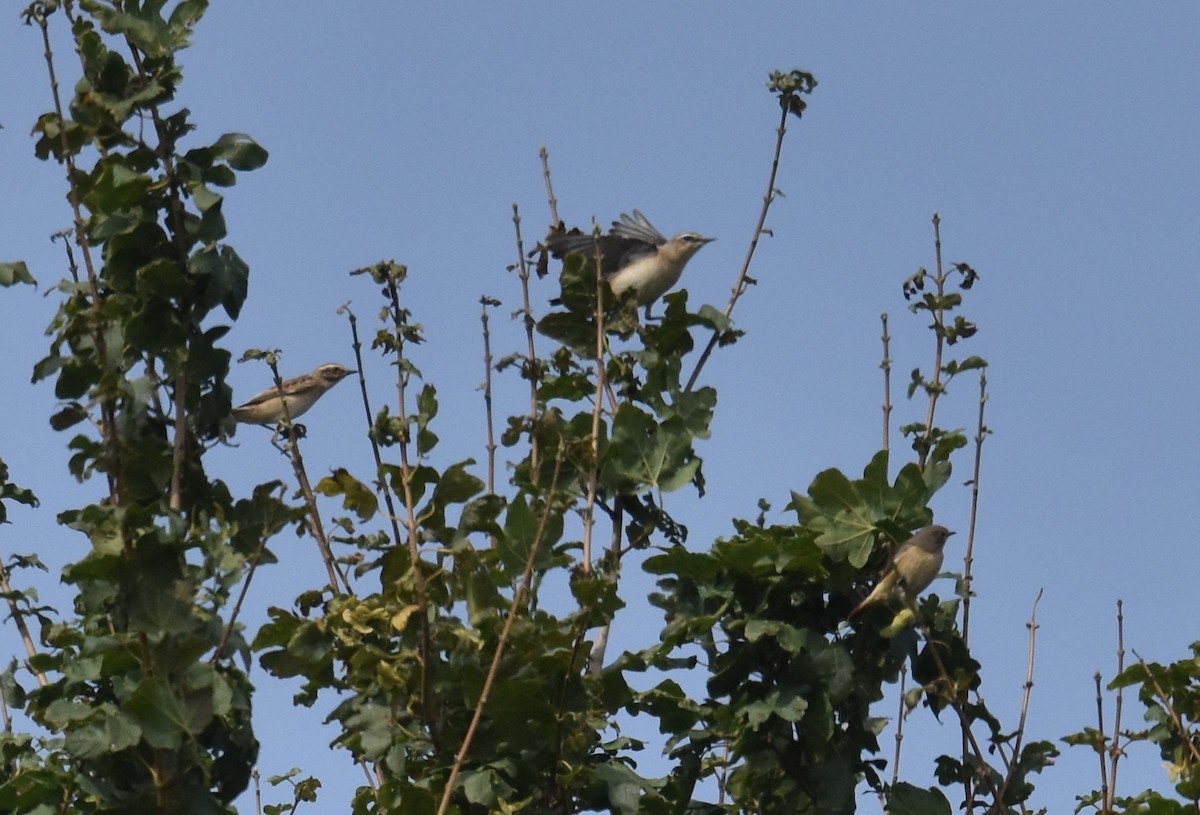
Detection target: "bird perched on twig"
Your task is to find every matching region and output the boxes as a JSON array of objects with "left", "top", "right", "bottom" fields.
[
  {"left": 232, "top": 363, "right": 355, "bottom": 427},
  {"left": 848, "top": 525, "right": 955, "bottom": 620},
  {"left": 545, "top": 210, "right": 714, "bottom": 318}
]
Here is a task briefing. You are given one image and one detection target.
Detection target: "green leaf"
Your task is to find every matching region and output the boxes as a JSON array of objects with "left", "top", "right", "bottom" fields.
[
  {"left": 786, "top": 450, "right": 939, "bottom": 567},
  {"left": 64, "top": 709, "right": 142, "bottom": 758},
  {"left": 643, "top": 545, "right": 720, "bottom": 581},
  {"left": 499, "top": 494, "right": 560, "bottom": 573},
  {"left": 124, "top": 677, "right": 215, "bottom": 749},
  {"left": 210, "top": 132, "right": 269, "bottom": 172},
  {"left": 190, "top": 244, "right": 249, "bottom": 320},
  {"left": 0, "top": 261, "right": 35, "bottom": 287},
  {"left": 886, "top": 782, "right": 952, "bottom": 815},
  {"left": 431, "top": 460, "right": 483, "bottom": 506},
  {"left": 459, "top": 767, "right": 513, "bottom": 807},
  {"left": 592, "top": 762, "right": 646, "bottom": 815},
  {"left": 315, "top": 468, "right": 378, "bottom": 522},
  {"left": 603, "top": 404, "right": 699, "bottom": 494},
  {"left": 128, "top": 583, "right": 198, "bottom": 641}
]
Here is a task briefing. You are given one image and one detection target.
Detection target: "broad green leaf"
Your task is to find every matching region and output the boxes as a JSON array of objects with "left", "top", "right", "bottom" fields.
[
  {"left": 0, "top": 261, "right": 35, "bottom": 287},
  {"left": 887, "top": 782, "right": 952, "bottom": 815},
  {"left": 124, "top": 677, "right": 215, "bottom": 749},
  {"left": 315, "top": 468, "right": 378, "bottom": 522}
]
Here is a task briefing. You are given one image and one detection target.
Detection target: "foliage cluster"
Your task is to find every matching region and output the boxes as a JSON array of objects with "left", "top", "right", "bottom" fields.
[{"left": 1, "top": 4, "right": 1198, "bottom": 815}]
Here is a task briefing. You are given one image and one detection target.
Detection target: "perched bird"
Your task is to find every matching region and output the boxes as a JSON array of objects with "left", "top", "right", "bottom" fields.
[
  {"left": 545, "top": 210, "right": 714, "bottom": 317},
  {"left": 232, "top": 363, "right": 355, "bottom": 426},
  {"left": 848, "top": 525, "right": 955, "bottom": 620}
]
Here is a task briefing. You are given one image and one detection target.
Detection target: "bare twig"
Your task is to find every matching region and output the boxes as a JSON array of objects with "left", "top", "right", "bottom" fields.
[
  {"left": 684, "top": 99, "right": 793, "bottom": 393},
  {"left": 881, "top": 313, "right": 892, "bottom": 452},
  {"left": 480, "top": 296, "right": 500, "bottom": 497},
  {"left": 1109, "top": 600, "right": 1127, "bottom": 810},
  {"left": 892, "top": 663, "right": 908, "bottom": 785},
  {"left": 917, "top": 213, "right": 947, "bottom": 469},
  {"left": 539, "top": 146, "right": 560, "bottom": 226},
  {"left": 510, "top": 204, "right": 542, "bottom": 486},
  {"left": 1094, "top": 672, "right": 1110, "bottom": 812},
  {"left": 1007, "top": 590, "right": 1043, "bottom": 796},
  {"left": 961, "top": 371, "right": 988, "bottom": 646}
]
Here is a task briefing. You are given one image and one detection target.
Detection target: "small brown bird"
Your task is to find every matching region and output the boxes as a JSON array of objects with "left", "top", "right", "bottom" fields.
[
  {"left": 545, "top": 210, "right": 715, "bottom": 317},
  {"left": 232, "top": 363, "right": 355, "bottom": 426},
  {"left": 848, "top": 525, "right": 955, "bottom": 620}
]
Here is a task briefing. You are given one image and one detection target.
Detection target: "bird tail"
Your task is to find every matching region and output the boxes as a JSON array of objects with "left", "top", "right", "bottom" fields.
[{"left": 847, "top": 572, "right": 897, "bottom": 620}]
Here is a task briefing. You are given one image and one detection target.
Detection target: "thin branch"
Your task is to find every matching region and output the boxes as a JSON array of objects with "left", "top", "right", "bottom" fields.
[
  {"left": 264, "top": 359, "right": 347, "bottom": 593},
  {"left": 717, "top": 740, "right": 731, "bottom": 805},
  {"left": 881, "top": 312, "right": 892, "bottom": 453},
  {"left": 380, "top": 272, "right": 437, "bottom": 745},
  {"left": 510, "top": 204, "right": 542, "bottom": 486},
  {"left": 436, "top": 451, "right": 566, "bottom": 815},
  {"left": 211, "top": 532, "right": 271, "bottom": 665},
  {"left": 1109, "top": 600, "right": 1127, "bottom": 810},
  {"left": 684, "top": 100, "right": 793, "bottom": 393},
  {"left": 343, "top": 303, "right": 409, "bottom": 577},
  {"left": 479, "top": 296, "right": 500, "bottom": 498},
  {"left": 0, "top": 554, "right": 48, "bottom": 687},
  {"left": 892, "top": 663, "right": 908, "bottom": 786},
  {"left": 1011, "top": 590, "right": 1043, "bottom": 781},
  {"left": 1094, "top": 672, "right": 1110, "bottom": 813},
  {"left": 32, "top": 6, "right": 119, "bottom": 501},
  {"left": 580, "top": 227, "right": 609, "bottom": 571},
  {"left": 917, "top": 213, "right": 947, "bottom": 470},
  {"left": 0, "top": 669, "right": 9, "bottom": 732},
  {"left": 960, "top": 371, "right": 988, "bottom": 647},
  {"left": 586, "top": 502, "right": 626, "bottom": 675},
  {"left": 1132, "top": 648, "right": 1200, "bottom": 768},
  {"left": 914, "top": 614, "right": 1005, "bottom": 809},
  {"left": 539, "top": 146, "right": 560, "bottom": 226}
]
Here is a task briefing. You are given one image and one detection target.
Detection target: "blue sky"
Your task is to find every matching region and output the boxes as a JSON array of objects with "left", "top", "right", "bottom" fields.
[{"left": 2, "top": 4, "right": 1198, "bottom": 811}]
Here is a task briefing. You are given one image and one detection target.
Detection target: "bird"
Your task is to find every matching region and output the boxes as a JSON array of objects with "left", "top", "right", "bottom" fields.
[
  {"left": 545, "top": 210, "right": 715, "bottom": 317},
  {"left": 232, "top": 363, "right": 355, "bottom": 426},
  {"left": 848, "top": 525, "right": 955, "bottom": 620}
]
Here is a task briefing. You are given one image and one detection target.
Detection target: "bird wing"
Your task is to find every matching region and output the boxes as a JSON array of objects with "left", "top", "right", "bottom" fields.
[
  {"left": 610, "top": 210, "right": 667, "bottom": 246},
  {"left": 546, "top": 224, "right": 661, "bottom": 278},
  {"left": 235, "top": 384, "right": 283, "bottom": 409}
]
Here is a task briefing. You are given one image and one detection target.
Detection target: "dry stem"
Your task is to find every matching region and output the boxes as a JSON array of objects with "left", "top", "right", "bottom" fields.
[
  {"left": 917, "top": 213, "right": 947, "bottom": 469},
  {"left": 479, "top": 296, "right": 500, "bottom": 497},
  {"left": 881, "top": 312, "right": 892, "bottom": 452},
  {"left": 510, "top": 204, "right": 542, "bottom": 486},
  {"left": 684, "top": 99, "right": 793, "bottom": 393}
]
